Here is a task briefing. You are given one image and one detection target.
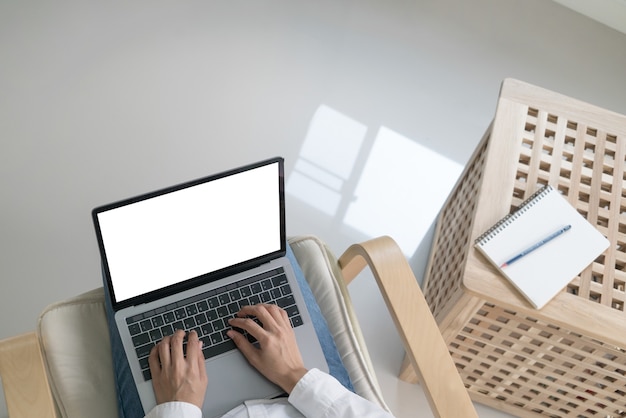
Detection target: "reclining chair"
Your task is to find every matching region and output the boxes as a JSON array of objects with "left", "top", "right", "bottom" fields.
[{"left": 0, "top": 235, "right": 478, "bottom": 418}]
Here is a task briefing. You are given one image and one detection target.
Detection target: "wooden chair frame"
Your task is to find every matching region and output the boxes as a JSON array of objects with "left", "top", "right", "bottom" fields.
[{"left": 0, "top": 236, "right": 477, "bottom": 418}]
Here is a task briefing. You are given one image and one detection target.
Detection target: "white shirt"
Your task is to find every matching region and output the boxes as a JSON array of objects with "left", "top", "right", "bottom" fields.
[{"left": 145, "top": 368, "right": 394, "bottom": 418}]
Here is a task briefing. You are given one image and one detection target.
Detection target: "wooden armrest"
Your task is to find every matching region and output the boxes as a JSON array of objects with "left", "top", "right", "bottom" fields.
[
  {"left": 0, "top": 332, "right": 57, "bottom": 418},
  {"left": 338, "top": 236, "right": 477, "bottom": 418}
]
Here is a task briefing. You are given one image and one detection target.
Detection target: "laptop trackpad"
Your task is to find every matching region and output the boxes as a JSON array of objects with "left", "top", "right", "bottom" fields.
[{"left": 202, "top": 350, "right": 283, "bottom": 418}]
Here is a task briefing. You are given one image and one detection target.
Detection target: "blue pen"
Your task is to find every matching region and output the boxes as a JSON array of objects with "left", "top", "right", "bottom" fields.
[{"left": 500, "top": 224, "right": 572, "bottom": 268}]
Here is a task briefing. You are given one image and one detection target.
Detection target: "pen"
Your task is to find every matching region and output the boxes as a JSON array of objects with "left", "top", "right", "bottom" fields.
[{"left": 500, "top": 224, "right": 572, "bottom": 268}]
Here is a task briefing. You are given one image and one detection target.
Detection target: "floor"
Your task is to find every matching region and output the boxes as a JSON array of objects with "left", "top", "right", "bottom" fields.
[{"left": 3, "top": 1, "right": 625, "bottom": 417}]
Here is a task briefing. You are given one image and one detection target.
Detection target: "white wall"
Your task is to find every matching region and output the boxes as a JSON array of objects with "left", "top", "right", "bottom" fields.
[{"left": 1, "top": 0, "right": 625, "bottom": 416}]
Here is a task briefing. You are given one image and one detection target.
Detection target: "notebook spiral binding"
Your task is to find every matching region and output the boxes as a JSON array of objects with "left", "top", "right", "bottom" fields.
[{"left": 474, "top": 185, "right": 553, "bottom": 245}]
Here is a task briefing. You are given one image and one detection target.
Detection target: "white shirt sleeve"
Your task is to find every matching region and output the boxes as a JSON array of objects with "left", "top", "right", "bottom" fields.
[
  {"left": 144, "top": 402, "right": 203, "bottom": 418},
  {"left": 288, "top": 369, "right": 395, "bottom": 418},
  {"left": 143, "top": 370, "right": 394, "bottom": 418}
]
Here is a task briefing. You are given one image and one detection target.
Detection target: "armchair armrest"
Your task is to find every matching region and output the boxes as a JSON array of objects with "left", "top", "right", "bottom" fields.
[
  {"left": 338, "top": 236, "right": 477, "bottom": 418},
  {"left": 0, "top": 332, "right": 57, "bottom": 418}
]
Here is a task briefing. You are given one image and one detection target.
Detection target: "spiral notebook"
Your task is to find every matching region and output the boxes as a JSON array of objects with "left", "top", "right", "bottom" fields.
[{"left": 474, "top": 185, "right": 609, "bottom": 309}]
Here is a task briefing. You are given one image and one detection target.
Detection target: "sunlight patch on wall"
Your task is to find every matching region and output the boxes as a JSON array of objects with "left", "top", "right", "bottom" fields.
[
  {"left": 286, "top": 105, "right": 367, "bottom": 215},
  {"left": 343, "top": 126, "right": 462, "bottom": 255},
  {"left": 287, "top": 104, "right": 463, "bottom": 256}
]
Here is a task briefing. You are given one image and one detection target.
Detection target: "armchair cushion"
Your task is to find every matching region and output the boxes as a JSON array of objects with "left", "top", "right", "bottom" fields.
[
  {"left": 288, "top": 236, "right": 386, "bottom": 409},
  {"left": 38, "top": 288, "right": 116, "bottom": 418},
  {"left": 36, "top": 236, "right": 387, "bottom": 418}
]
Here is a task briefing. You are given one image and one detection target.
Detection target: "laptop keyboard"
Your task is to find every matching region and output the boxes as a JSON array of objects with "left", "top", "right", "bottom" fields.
[{"left": 125, "top": 267, "right": 303, "bottom": 381}]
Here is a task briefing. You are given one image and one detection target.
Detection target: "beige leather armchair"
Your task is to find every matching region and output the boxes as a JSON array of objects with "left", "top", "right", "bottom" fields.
[{"left": 0, "top": 235, "right": 477, "bottom": 418}]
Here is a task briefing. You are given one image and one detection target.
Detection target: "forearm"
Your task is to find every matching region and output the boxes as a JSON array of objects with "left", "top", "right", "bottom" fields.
[{"left": 288, "top": 369, "right": 394, "bottom": 418}]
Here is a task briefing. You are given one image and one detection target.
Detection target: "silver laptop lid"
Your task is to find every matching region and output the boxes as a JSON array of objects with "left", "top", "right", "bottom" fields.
[{"left": 92, "top": 157, "right": 286, "bottom": 311}]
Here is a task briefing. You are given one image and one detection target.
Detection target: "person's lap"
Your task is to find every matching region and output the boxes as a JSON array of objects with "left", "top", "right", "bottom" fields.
[{"left": 103, "top": 245, "right": 353, "bottom": 418}]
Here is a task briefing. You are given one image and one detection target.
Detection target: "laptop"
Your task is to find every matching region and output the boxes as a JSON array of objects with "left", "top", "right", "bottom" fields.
[{"left": 92, "top": 157, "right": 328, "bottom": 417}]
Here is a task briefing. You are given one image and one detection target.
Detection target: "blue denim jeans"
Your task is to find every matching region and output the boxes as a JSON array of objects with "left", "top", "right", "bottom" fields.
[{"left": 103, "top": 245, "right": 353, "bottom": 418}]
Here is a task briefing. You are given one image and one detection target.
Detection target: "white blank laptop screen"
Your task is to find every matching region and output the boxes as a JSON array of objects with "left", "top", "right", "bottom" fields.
[{"left": 97, "top": 162, "right": 281, "bottom": 304}]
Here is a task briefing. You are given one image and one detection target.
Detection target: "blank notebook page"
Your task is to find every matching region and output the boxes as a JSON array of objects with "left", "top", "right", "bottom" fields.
[{"left": 474, "top": 186, "right": 609, "bottom": 309}]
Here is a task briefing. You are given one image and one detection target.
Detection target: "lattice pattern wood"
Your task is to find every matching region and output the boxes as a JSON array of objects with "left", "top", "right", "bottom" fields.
[
  {"left": 422, "top": 79, "right": 626, "bottom": 417},
  {"left": 424, "top": 134, "right": 489, "bottom": 320},
  {"left": 513, "top": 107, "right": 626, "bottom": 313},
  {"left": 452, "top": 302, "right": 626, "bottom": 417}
]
